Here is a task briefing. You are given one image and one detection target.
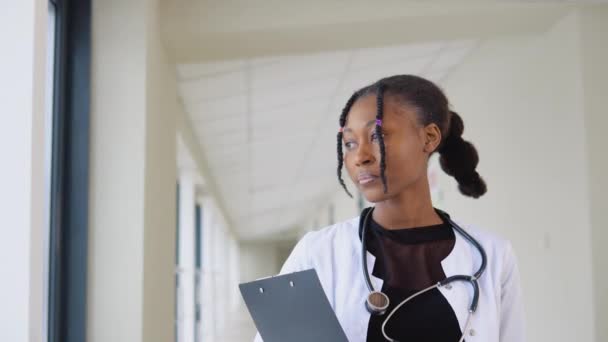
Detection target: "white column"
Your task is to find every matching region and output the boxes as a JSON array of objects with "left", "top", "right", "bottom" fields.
[
  {"left": 89, "top": 1, "right": 177, "bottom": 341},
  {"left": 0, "top": 1, "right": 48, "bottom": 341},
  {"left": 201, "top": 197, "right": 216, "bottom": 341},
  {"left": 214, "top": 216, "right": 228, "bottom": 339},
  {"left": 195, "top": 194, "right": 205, "bottom": 342},
  {"left": 228, "top": 236, "right": 241, "bottom": 311},
  {"left": 178, "top": 170, "right": 196, "bottom": 342}
]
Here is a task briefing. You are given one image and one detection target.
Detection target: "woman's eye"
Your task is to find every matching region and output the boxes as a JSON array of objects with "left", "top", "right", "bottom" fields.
[
  {"left": 344, "top": 141, "right": 355, "bottom": 150},
  {"left": 371, "top": 132, "right": 383, "bottom": 141}
]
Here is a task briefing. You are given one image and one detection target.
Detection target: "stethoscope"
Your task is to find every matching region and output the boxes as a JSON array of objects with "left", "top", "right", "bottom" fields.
[{"left": 360, "top": 207, "right": 487, "bottom": 342}]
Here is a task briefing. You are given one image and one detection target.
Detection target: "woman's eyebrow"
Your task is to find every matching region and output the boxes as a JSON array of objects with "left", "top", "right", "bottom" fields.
[{"left": 343, "top": 119, "right": 377, "bottom": 133}]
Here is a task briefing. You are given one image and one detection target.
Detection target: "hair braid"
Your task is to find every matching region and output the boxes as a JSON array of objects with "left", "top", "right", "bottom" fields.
[
  {"left": 375, "top": 83, "right": 388, "bottom": 194},
  {"left": 337, "top": 92, "right": 359, "bottom": 198}
]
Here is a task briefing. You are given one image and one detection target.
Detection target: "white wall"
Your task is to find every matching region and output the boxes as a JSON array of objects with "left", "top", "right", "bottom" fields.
[
  {"left": 228, "top": 236, "right": 242, "bottom": 310},
  {"left": 239, "top": 242, "right": 283, "bottom": 283},
  {"left": 330, "top": 176, "right": 363, "bottom": 226},
  {"left": 0, "top": 1, "right": 48, "bottom": 341},
  {"left": 440, "top": 12, "right": 593, "bottom": 342},
  {"left": 579, "top": 6, "right": 608, "bottom": 342},
  {"left": 301, "top": 174, "right": 360, "bottom": 235}
]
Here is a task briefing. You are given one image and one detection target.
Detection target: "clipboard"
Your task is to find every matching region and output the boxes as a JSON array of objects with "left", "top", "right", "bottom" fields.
[{"left": 239, "top": 269, "right": 349, "bottom": 342}]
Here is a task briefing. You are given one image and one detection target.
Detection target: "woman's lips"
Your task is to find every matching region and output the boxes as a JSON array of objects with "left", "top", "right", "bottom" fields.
[
  {"left": 358, "top": 173, "right": 378, "bottom": 185},
  {"left": 359, "top": 177, "right": 377, "bottom": 185}
]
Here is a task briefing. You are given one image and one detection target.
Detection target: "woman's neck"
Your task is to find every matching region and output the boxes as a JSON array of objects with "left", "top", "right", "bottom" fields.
[{"left": 371, "top": 178, "right": 442, "bottom": 230}]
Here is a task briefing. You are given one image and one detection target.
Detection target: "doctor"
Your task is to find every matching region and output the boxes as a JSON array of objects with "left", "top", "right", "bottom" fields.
[{"left": 255, "top": 75, "right": 525, "bottom": 341}]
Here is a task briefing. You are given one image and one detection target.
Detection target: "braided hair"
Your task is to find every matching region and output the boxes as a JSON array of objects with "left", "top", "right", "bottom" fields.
[{"left": 337, "top": 75, "right": 487, "bottom": 199}]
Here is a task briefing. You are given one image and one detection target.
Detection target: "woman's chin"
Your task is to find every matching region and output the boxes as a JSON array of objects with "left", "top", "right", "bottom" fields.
[{"left": 358, "top": 187, "right": 389, "bottom": 204}]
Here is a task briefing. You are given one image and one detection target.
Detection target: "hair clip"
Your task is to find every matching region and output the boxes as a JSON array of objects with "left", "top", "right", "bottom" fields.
[
  {"left": 339, "top": 127, "right": 344, "bottom": 133},
  {"left": 376, "top": 119, "right": 383, "bottom": 126}
]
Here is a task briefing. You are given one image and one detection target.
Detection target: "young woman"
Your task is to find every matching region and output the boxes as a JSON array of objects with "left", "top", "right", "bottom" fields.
[{"left": 255, "top": 75, "right": 525, "bottom": 341}]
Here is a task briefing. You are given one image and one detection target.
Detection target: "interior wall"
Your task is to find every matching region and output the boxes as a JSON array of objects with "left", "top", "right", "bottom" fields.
[
  {"left": 579, "top": 5, "right": 608, "bottom": 342},
  {"left": 228, "top": 237, "right": 242, "bottom": 310},
  {"left": 301, "top": 175, "right": 360, "bottom": 236},
  {"left": 239, "top": 242, "right": 281, "bottom": 283},
  {"left": 440, "top": 12, "right": 592, "bottom": 342},
  {"left": 0, "top": 1, "right": 48, "bottom": 341},
  {"left": 331, "top": 175, "right": 362, "bottom": 225}
]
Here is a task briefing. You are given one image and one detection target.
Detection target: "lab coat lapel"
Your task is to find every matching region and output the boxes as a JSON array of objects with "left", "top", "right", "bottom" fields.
[
  {"left": 343, "top": 219, "right": 384, "bottom": 340},
  {"left": 439, "top": 225, "right": 475, "bottom": 333},
  {"left": 349, "top": 215, "right": 384, "bottom": 292}
]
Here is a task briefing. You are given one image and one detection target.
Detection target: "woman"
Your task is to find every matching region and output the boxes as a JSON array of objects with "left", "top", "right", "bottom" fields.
[{"left": 255, "top": 75, "right": 525, "bottom": 341}]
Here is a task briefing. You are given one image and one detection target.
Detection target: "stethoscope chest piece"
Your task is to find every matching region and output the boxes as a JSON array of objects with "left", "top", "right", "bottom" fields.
[{"left": 366, "top": 290, "right": 390, "bottom": 315}]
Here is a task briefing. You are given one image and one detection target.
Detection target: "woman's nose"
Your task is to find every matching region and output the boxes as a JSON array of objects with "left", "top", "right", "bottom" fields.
[{"left": 355, "top": 143, "right": 375, "bottom": 166}]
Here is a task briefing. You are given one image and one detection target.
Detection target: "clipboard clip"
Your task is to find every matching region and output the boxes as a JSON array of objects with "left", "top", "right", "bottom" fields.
[{"left": 259, "top": 280, "right": 295, "bottom": 294}]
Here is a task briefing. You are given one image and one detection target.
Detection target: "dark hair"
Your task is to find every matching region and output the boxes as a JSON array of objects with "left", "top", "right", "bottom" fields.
[{"left": 337, "top": 75, "right": 487, "bottom": 199}]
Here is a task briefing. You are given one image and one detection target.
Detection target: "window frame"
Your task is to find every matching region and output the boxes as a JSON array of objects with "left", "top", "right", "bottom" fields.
[{"left": 47, "top": 0, "right": 92, "bottom": 341}]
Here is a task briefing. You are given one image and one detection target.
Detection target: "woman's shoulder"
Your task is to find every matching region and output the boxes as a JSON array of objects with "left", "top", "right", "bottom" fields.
[
  {"left": 455, "top": 220, "right": 518, "bottom": 266},
  {"left": 302, "top": 216, "right": 360, "bottom": 248},
  {"left": 280, "top": 216, "right": 360, "bottom": 274}
]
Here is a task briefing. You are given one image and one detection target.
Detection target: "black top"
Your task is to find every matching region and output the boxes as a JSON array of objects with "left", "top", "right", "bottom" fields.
[{"left": 358, "top": 207, "right": 464, "bottom": 341}]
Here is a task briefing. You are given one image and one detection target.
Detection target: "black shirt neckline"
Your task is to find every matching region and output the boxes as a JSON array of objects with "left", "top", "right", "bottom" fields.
[
  {"left": 369, "top": 217, "right": 453, "bottom": 245},
  {"left": 359, "top": 207, "right": 454, "bottom": 245}
]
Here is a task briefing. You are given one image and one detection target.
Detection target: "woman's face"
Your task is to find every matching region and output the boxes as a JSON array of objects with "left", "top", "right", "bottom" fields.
[{"left": 342, "top": 94, "right": 439, "bottom": 203}]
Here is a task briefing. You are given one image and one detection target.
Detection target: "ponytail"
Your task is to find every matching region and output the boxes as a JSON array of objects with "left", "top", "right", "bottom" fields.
[{"left": 438, "top": 111, "right": 487, "bottom": 198}]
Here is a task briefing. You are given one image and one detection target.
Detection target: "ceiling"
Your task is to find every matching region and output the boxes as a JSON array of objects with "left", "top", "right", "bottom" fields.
[
  {"left": 161, "top": 0, "right": 582, "bottom": 63},
  {"left": 160, "top": 0, "right": 584, "bottom": 240}
]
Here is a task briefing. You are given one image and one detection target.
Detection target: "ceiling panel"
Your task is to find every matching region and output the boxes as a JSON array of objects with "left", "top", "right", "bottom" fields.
[
  {"left": 176, "top": 60, "right": 246, "bottom": 80},
  {"left": 350, "top": 42, "right": 443, "bottom": 70},
  {"left": 341, "top": 55, "right": 432, "bottom": 93},
  {"left": 251, "top": 77, "right": 340, "bottom": 112},
  {"left": 251, "top": 51, "right": 351, "bottom": 90},
  {"left": 428, "top": 47, "right": 475, "bottom": 72},
  {"left": 187, "top": 95, "right": 247, "bottom": 120},
  {"left": 179, "top": 70, "right": 246, "bottom": 101}
]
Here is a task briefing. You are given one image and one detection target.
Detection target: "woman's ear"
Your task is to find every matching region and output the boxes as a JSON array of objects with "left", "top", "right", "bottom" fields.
[{"left": 423, "top": 123, "right": 442, "bottom": 153}]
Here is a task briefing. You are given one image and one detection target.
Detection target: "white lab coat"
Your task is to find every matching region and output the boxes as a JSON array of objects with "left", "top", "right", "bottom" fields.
[{"left": 254, "top": 215, "right": 526, "bottom": 341}]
